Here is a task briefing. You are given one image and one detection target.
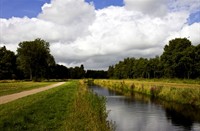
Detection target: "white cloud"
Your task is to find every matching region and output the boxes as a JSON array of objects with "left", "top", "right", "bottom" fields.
[
  {"left": 166, "top": 23, "right": 200, "bottom": 46},
  {"left": 0, "top": 0, "right": 199, "bottom": 70},
  {"left": 38, "top": 0, "right": 95, "bottom": 26},
  {"left": 168, "top": 0, "right": 200, "bottom": 13},
  {"left": 124, "top": 0, "right": 168, "bottom": 17}
]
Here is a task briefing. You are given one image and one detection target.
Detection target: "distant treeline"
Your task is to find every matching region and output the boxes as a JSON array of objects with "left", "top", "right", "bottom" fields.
[
  {"left": 47, "top": 65, "right": 108, "bottom": 79},
  {"left": 1, "top": 38, "right": 199, "bottom": 80},
  {"left": 0, "top": 39, "right": 107, "bottom": 80},
  {"left": 108, "top": 38, "right": 200, "bottom": 79}
]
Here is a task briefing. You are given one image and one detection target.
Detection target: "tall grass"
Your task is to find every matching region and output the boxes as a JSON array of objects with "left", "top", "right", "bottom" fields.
[
  {"left": 94, "top": 79, "right": 200, "bottom": 109},
  {"left": 65, "top": 80, "right": 113, "bottom": 131},
  {"left": 132, "top": 78, "right": 200, "bottom": 85},
  {"left": 0, "top": 81, "right": 112, "bottom": 131}
]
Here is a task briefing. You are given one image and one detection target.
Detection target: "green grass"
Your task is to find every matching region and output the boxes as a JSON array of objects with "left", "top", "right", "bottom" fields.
[
  {"left": 0, "top": 80, "right": 112, "bottom": 131},
  {"left": 0, "top": 81, "right": 57, "bottom": 96},
  {"left": 94, "top": 79, "right": 200, "bottom": 108}
]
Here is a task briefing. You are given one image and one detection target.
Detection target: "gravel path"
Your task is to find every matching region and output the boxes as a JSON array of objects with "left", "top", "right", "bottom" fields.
[{"left": 0, "top": 82, "right": 65, "bottom": 105}]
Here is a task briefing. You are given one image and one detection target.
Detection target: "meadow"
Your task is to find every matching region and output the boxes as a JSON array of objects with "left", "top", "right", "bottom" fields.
[
  {"left": 0, "top": 81, "right": 57, "bottom": 96},
  {"left": 94, "top": 79, "right": 200, "bottom": 109},
  {"left": 0, "top": 81, "right": 112, "bottom": 131}
]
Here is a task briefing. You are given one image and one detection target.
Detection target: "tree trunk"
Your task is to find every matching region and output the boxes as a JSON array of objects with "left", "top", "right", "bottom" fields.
[
  {"left": 30, "top": 69, "right": 32, "bottom": 80},
  {"left": 187, "top": 71, "right": 190, "bottom": 79}
]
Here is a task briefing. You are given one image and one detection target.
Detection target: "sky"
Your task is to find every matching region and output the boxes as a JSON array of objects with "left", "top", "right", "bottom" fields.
[{"left": 0, "top": 0, "right": 200, "bottom": 70}]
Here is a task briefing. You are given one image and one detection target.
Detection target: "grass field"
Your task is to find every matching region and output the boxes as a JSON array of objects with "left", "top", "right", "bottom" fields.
[
  {"left": 0, "top": 80, "right": 112, "bottom": 131},
  {"left": 0, "top": 81, "right": 57, "bottom": 96},
  {"left": 131, "top": 78, "right": 200, "bottom": 85},
  {"left": 94, "top": 79, "right": 200, "bottom": 108}
]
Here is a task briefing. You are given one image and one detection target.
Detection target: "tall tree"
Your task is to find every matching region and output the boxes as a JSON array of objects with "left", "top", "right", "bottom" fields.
[
  {"left": 194, "top": 44, "right": 200, "bottom": 78},
  {"left": 0, "top": 46, "right": 17, "bottom": 79},
  {"left": 148, "top": 56, "right": 162, "bottom": 78},
  {"left": 49, "top": 64, "right": 69, "bottom": 79},
  {"left": 161, "top": 38, "right": 192, "bottom": 78},
  {"left": 108, "top": 66, "right": 114, "bottom": 78},
  {"left": 17, "top": 39, "right": 55, "bottom": 81},
  {"left": 69, "top": 65, "right": 85, "bottom": 79}
]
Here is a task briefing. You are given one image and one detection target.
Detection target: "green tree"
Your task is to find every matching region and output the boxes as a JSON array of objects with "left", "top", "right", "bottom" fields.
[
  {"left": 69, "top": 65, "right": 85, "bottom": 79},
  {"left": 108, "top": 66, "right": 114, "bottom": 78},
  {"left": 123, "top": 58, "right": 134, "bottom": 78},
  {"left": 161, "top": 38, "right": 192, "bottom": 78},
  {"left": 148, "top": 56, "right": 162, "bottom": 78},
  {"left": 0, "top": 46, "right": 17, "bottom": 79},
  {"left": 17, "top": 39, "right": 55, "bottom": 81},
  {"left": 80, "top": 64, "right": 85, "bottom": 78},
  {"left": 132, "top": 58, "right": 148, "bottom": 78},
  {"left": 49, "top": 64, "right": 69, "bottom": 79},
  {"left": 114, "top": 61, "right": 124, "bottom": 79},
  {"left": 194, "top": 44, "right": 200, "bottom": 78},
  {"left": 107, "top": 38, "right": 198, "bottom": 79}
]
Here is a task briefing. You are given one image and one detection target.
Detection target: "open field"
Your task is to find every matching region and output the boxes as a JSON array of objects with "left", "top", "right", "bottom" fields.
[
  {"left": 0, "top": 81, "right": 112, "bottom": 131},
  {"left": 0, "top": 81, "right": 57, "bottom": 96},
  {"left": 94, "top": 79, "right": 200, "bottom": 108}
]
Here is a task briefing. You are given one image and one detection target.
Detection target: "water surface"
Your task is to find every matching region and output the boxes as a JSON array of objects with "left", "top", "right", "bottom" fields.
[{"left": 90, "top": 85, "right": 200, "bottom": 131}]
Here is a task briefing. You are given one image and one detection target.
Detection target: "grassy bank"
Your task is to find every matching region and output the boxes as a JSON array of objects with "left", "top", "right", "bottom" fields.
[
  {"left": 0, "top": 81, "right": 112, "bottom": 131},
  {"left": 94, "top": 79, "right": 200, "bottom": 108},
  {"left": 0, "top": 81, "right": 57, "bottom": 96}
]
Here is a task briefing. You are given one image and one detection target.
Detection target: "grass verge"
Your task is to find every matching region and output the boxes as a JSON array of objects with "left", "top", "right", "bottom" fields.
[
  {"left": 0, "top": 80, "right": 112, "bottom": 131},
  {"left": 0, "top": 81, "right": 57, "bottom": 96},
  {"left": 94, "top": 79, "right": 200, "bottom": 109}
]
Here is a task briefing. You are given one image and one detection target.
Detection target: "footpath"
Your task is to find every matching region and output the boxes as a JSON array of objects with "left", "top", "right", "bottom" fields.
[{"left": 0, "top": 82, "right": 65, "bottom": 105}]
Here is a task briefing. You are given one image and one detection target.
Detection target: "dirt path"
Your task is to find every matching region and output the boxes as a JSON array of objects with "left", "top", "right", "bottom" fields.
[{"left": 0, "top": 82, "right": 65, "bottom": 105}]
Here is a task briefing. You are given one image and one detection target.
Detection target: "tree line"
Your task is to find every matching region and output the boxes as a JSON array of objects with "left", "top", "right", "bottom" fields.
[
  {"left": 1, "top": 38, "right": 199, "bottom": 80},
  {"left": 108, "top": 38, "right": 200, "bottom": 79},
  {"left": 0, "top": 39, "right": 107, "bottom": 81}
]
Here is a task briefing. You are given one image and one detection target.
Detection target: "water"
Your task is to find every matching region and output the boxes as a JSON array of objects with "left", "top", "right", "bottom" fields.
[{"left": 90, "top": 85, "right": 200, "bottom": 131}]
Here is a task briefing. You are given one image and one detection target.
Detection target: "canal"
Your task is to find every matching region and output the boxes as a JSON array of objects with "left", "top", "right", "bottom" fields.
[{"left": 90, "top": 85, "right": 200, "bottom": 131}]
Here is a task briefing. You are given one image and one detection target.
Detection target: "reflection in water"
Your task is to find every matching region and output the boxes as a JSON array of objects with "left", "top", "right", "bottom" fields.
[
  {"left": 90, "top": 86, "right": 200, "bottom": 131},
  {"left": 165, "top": 108, "right": 193, "bottom": 130}
]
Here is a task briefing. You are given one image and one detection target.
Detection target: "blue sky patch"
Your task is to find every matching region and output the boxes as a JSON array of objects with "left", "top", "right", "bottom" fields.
[
  {"left": 0, "top": 0, "right": 124, "bottom": 18},
  {"left": 85, "top": 0, "right": 124, "bottom": 9},
  {"left": 0, "top": 0, "right": 50, "bottom": 18},
  {"left": 188, "top": 11, "right": 200, "bottom": 25}
]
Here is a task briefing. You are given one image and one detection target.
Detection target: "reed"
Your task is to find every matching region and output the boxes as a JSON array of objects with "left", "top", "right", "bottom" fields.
[
  {"left": 94, "top": 79, "right": 200, "bottom": 108},
  {"left": 65, "top": 80, "right": 113, "bottom": 131}
]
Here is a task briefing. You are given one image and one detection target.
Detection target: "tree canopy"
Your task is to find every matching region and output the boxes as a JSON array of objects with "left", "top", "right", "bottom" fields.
[
  {"left": 0, "top": 46, "right": 17, "bottom": 79},
  {"left": 108, "top": 38, "right": 200, "bottom": 79},
  {"left": 0, "top": 38, "right": 199, "bottom": 80},
  {"left": 17, "top": 39, "right": 55, "bottom": 81}
]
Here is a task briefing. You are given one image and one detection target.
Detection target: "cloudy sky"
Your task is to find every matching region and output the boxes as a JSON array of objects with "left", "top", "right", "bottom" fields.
[{"left": 0, "top": 0, "right": 200, "bottom": 70}]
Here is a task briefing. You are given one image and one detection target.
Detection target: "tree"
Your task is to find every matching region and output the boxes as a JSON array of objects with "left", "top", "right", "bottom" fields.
[
  {"left": 17, "top": 39, "right": 55, "bottom": 81},
  {"left": 80, "top": 64, "right": 85, "bottom": 78},
  {"left": 0, "top": 46, "right": 17, "bottom": 79},
  {"left": 148, "top": 56, "right": 162, "bottom": 78},
  {"left": 107, "top": 38, "right": 199, "bottom": 79},
  {"left": 49, "top": 64, "right": 69, "bottom": 79},
  {"left": 114, "top": 61, "right": 124, "bottom": 79},
  {"left": 69, "top": 65, "right": 85, "bottom": 79},
  {"left": 132, "top": 58, "right": 148, "bottom": 78},
  {"left": 161, "top": 38, "right": 192, "bottom": 78},
  {"left": 108, "top": 66, "right": 114, "bottom": 78},
  {"left": 194, "top": 44, "right": 200, "bottom": 78},
  {"left": 86, "top": 70, "right": 108, "bottom": 79}
]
